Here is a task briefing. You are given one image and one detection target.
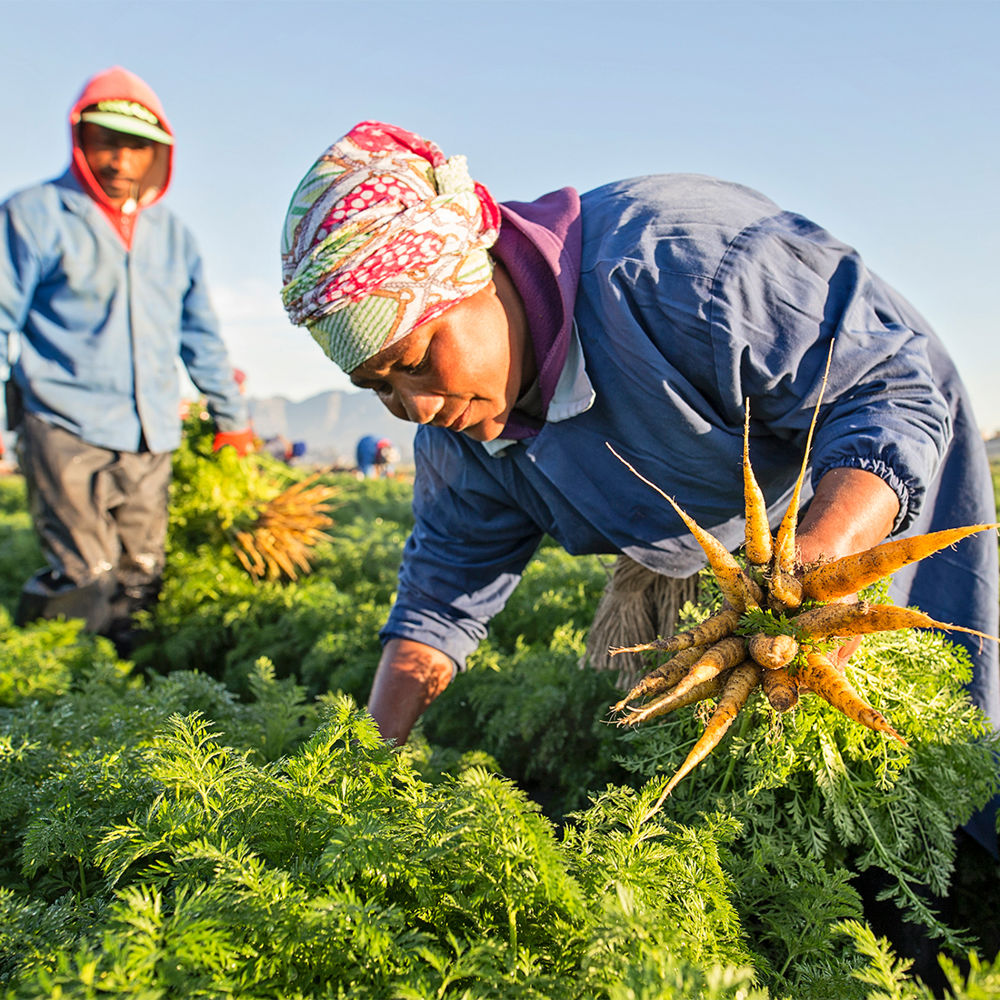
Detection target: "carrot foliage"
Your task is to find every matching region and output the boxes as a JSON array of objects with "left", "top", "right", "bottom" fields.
[{"left": 0, "top": 442, "right": 999, "bottom": 998}]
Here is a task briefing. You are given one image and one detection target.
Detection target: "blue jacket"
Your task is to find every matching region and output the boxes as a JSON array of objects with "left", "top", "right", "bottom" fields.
[
  {"left": 0, "top": 170, "right": 246, "bottom": 453},
  {"left": 382, "top": 176, "right": 998, "bottom": 727},
  {"left": 356, "top": 434, "right": 380, "bottom": 469}
]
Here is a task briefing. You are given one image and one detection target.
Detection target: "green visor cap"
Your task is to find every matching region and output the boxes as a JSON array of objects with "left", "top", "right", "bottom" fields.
[{"left": 80, "top": 102, "right": 173, "bottom": 145}]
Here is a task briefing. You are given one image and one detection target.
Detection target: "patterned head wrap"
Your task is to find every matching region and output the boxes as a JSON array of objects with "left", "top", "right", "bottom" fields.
[{"left": 281, "top": 121, "right": 502, "bottom": 373}]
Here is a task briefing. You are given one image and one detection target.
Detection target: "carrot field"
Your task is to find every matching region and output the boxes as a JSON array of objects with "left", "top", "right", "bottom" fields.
[{"left": 1, "top": 420, "right": 999, "bottom": 999}]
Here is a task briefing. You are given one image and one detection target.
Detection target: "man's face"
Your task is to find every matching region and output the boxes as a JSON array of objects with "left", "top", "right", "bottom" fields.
[
  {"left": 79, "top": 122, "right": 157, "bottom": 207},
  {"left": 348, "top": 274, "right": 533, "bottom": 442}
]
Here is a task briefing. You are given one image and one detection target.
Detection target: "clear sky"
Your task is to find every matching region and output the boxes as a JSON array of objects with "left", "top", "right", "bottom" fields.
[{"left": 2, "top": 0, "right": 999, "bottom": 431}]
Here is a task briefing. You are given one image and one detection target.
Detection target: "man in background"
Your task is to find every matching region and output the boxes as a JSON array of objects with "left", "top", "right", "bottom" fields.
[
  {"left": 355, "top": 435, "right": 398, "bottom": 479},
  {"left": 0, "top": 66, "right": 252, "bottom": 653}
]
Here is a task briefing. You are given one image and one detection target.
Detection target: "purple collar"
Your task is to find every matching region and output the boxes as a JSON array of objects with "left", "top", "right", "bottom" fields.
[{"left": 491, "top": 187, "right": 582, "bottom": 439}]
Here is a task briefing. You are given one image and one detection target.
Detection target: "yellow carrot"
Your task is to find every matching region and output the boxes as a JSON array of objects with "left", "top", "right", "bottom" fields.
[
  {"left": 793, "top": 601, "right": 999, "bottom": 644},
  {"left": 610, "top": 608, "right": 741, "bottom": 658},
  {"left": 747, "top": 632, "right": 799, "bottom": 670},
  {"left": 607, "top": 444, "right": 763, "bottom": 612},
  {"left": 767, "top": 568, "right": 803, "bottom": 611},
  {"left": 801, "top": 523, "right": 1000, "bottom": 602},
  {"left": 611, "top": 645, "right": 708, "bottom": 712},
  {"left": 761, "top": 664, "right": 799, "bottom": 712},
  {"left": 656, "top": 660, "right": 762, "bottom": 800},
  {"left": 616, "top": 672, "right": 729, "bottom": 727},
  {"left": 798, "top": 650, "right": 906, "bottom": 743},
  {"left": 636, "top": 636, "right": 747, "bottom": 716},
  {"left": 743, "top": 399, "right": 773, "bottom": 566},
  {"left": 773, "top": 340, "right": 835, "bottom": 573}
]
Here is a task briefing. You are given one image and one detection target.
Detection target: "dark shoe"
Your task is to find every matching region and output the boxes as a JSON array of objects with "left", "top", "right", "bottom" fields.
[{"left": 16, "top": 570, "right": 115, "bottom": 632}]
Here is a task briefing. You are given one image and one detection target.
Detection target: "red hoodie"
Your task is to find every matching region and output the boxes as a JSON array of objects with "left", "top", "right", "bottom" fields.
[{"left": 69, "top": 66, "right": 174, "bottom": 248}]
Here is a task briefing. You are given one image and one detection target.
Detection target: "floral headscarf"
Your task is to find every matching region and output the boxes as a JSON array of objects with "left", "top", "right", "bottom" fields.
[{"left": 281, "top": 121, "right": 502, "bottom": 373}]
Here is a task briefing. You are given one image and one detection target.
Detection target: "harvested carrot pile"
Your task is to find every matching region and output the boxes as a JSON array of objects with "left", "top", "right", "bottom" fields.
[
  {"left": 607, "top": 357, "right": 998, "bottom": 801},
  {"left": 231, "top": 472, "right": 338, "bottom": 581}
]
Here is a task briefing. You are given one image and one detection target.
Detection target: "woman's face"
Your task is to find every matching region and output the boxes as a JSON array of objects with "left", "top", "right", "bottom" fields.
[{"left": 348, "top": 266, "right": 534, "bottom": 442}]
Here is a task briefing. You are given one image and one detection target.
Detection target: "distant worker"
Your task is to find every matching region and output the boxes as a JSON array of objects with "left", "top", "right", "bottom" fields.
[
  {"left": 355, "top": 434, "right": 398, "bottom": 478},
  {"left": 264, "top": 434, "right": 308, "bottom": 465},
  {"left": 0, "top": 434, "right": 13, "bottom": 475},
  {"left": 0, "top": 66, "right": 252, "bottom": 654}
]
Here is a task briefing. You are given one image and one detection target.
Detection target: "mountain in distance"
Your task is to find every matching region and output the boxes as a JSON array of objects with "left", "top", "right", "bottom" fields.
[{"left": 249, "top": 389, "right": 416, "bottom": 468}]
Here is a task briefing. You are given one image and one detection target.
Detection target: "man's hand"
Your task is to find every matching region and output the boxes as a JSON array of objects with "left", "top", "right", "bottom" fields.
[
  {"left": 212, "top": 427, "right": 255, "bottom": 456},
  {"left": 795, "top": 467, "right": 900, "bottom": 667}
]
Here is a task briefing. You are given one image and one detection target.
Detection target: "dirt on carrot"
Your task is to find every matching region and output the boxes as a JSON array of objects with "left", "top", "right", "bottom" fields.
[
  {"left": 797, "top": 651, "right": 906, "bottom": 744},
  {"left": 761, "top": 664, "right": 799, "bottom": 713},
  {"left": 747, "top": 632, "right": 799, "bottom": 670},
  {"left": 654, "top": 660, "right": 762, "bottom": 802},
  {"left": 801, "top": 524, "right": 1000, "bottom": 602}
]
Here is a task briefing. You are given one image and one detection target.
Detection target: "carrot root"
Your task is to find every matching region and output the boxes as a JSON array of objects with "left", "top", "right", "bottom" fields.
[
  {"left": 801, "top": 523, "right": 1000, "bottom": 603},
  {"left": 773, "top": 340, "right": 835, "bottom": 573},
  {"left": 743, "top": 399, "right": 773, "bottom": 566},
  {"left": 617, "top": 673, "right": 729, "bottom": 727},
  {"left": 657, "top": 660, "right": 762, "bottom": 799},
  {"left": 767, "top": 569, "right": 803, "bottom": 611},
  {"left": 794, "top": 601, "right": 1000, "bottom": 645},
  {"left": 611, "top": 645, "right": 708, "bottom": 712},
  {"left": 610, "top": 608, "right": 741, "bottom": 658},
  {"left": 607, "top": 444, "right": 762, "bottom": 612},
  {"left": 762, "top": 665, "right": 799, "bottom": 712},
  {"left": 798, "top": 650, "right": 906, "bottom": 745},
  {"left": 747, "top": 632, "right": 799, "bottom": 670},
  {"left": 653, "top": 636, "right": 748, "bottom": 710}
]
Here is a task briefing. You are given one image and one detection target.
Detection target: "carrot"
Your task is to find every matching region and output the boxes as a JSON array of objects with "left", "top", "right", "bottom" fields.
[
  {"left": 641, "top": 636, "right": 747, "bottom": 713},
  {"left": 610, "top": 645, "right": 709, "bottom": 712},
  {"left": 761, "top": 664, "right": 799, "bottom": 712},
  {"left": 233, "top": 531, "right": 265, "bottom": 577},
  {"left": 617, "top": 672, "right": 729, "bottom": 727},
  {"left": 801, "top": 523, "right": 1000, "bottom": 602},
  {"left": 747, "top": 632, "right": 799, "bottom": 670},
  {"left": 610, "top": 608, "right": 741, "bottom": 658},
  {"left": 773, "top": 340, "right": 835, "bottom": 573},
  {"left": 798, "top": 650, "right": 906, "bottom": 744},
  {"left": 607, "top": 444, "right": 763, "bottom": 612},
  {"left": 655, "top": 660, "right": 762, "bottom": 800},
  {"left": 793, "top": 601, "right": 999, "bottom": 644},
  {"left": 743, "top": 399, "right": 773, "bottom": 566},
  {"left": 767, "top": 568, "right": 803, "bottom": 611}
]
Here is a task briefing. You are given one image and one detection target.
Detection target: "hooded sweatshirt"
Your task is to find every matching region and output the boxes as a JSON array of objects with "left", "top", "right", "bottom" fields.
[
  {"left": 0, "top": 66, "right": 247, "bottom": 453},
  {"left": 69, "top": 65, "right": 174, "bottom": 249}
]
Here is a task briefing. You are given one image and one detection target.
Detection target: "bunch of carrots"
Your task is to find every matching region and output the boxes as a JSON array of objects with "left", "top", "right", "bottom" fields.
[
  {"left": 231, "top": 472, "right": 338, "bottom": 582},
  {"left": 608, "top": 351, "right": 998, "bottom": 802}
]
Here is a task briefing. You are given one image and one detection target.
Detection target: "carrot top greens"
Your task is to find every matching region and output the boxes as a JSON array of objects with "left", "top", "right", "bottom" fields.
[
  {"left": 2, "top": 436, "right": 1000, "bottom": 996},
  {"left": 736, "top": 606, "right": 808, "bottom": 641}
]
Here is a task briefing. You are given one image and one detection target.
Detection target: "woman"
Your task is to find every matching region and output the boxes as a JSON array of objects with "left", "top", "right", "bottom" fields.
[{"left": 281, "top": 121, "right": 998, "bottom": 853}]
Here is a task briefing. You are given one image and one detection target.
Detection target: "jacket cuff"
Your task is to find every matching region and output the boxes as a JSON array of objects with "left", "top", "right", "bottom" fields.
[
  {"left": 380, "top": 602, "right": 486, "bottom": 673},
  {"left": 812, "top": 456, "right": 913, "bottom": 534}
]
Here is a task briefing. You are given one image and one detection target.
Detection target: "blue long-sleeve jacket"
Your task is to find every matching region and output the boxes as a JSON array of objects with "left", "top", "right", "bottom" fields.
[
  {"left": 382, "top": 176, "right": 998, "bottom": 727},
  {"left": 0, "top": 171, "right": 246, "bottom": 453}
]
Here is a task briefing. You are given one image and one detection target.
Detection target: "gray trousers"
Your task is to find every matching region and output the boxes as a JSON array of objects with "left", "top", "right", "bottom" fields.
[{"left": 15, "top": 413, "right": 172, "bottom": 642}]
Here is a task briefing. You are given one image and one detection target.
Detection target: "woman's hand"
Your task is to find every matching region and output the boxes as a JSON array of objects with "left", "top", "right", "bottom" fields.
[
  {"left": 795, "top": 467, "right": 899, "bottom": 667},
  {"left": 366, "top": 638, "right": 456, "bottom": 744}
]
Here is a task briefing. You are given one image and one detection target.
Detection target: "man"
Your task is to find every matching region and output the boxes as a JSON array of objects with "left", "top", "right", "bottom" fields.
[
  {"left": 355, "top": 435, "right": 398, "bottom": 478},
  {"left": 0, "top": 66, "right": 253, "bottom": 653},
  {"left": 281, "top": 121, "right": 998, "bottom": 854}
]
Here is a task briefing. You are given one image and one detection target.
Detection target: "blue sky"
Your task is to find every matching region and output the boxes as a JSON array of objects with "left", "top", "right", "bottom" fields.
[{"left": 3, "top": 0, "right": 999, "bottom": 431}]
